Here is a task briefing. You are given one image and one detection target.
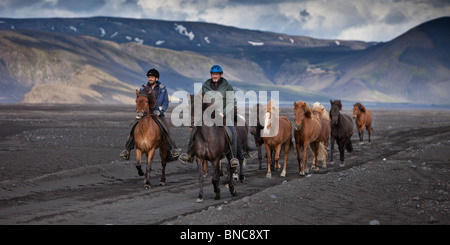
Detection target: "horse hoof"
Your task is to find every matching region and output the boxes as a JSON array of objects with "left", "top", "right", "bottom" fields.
[
  {"left": 322, "top": 165, "right": 327, "bottom": 169},
  {"left": 339, "top": 162, "right": 345, "bottom": 167},
  {"left": 144, "top": 184, "right": 152, "bottom": 189},
  {"left": 299, "top": 171, "right": 305, "bottom": 176},
  {"left": 280, "top": 170, "right": 286, "bottom": 177},
  {"left": 359, "top": 142, "right": 364, "bottom": 145},
  {"left": 225, "top": 184, "right": 229, "bottom": 189},
  {"left": 239, "top": 176, "right": 245, "bottom": 183},
  {"left": 196, "top": 198, "right": 204, "bottom": 203},
  {"left": 313, "top": 167, "right": 319, "bottom": 172},
  {"left": 159, "top": 182, "right": 166, "bottom": 186},
  {"left": 266, "top": 173, "right": 272, "bottom": 178},
  {"left": 231, "top": 190, "right": 237, "bottom": 197},
  {"left": 329, "top": 161, "right": 335, "bottom": 165},
  {"left": 215, "top": 195, "right": 221, "bottom": 200}
]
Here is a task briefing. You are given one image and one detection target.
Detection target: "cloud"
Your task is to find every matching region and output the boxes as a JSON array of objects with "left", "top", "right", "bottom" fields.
[{"left": 0, "top": 0, "right": 449, "bottom": 41}]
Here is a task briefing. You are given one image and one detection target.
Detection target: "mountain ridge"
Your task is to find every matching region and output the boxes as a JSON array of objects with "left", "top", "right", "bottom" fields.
[{"left": 0, "top": 16, "right": 449, "bottom": 105}]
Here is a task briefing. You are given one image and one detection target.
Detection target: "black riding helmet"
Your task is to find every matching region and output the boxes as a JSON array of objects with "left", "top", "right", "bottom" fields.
[{"left": 147, "top": 68, "right": 159, "bottom": 78}]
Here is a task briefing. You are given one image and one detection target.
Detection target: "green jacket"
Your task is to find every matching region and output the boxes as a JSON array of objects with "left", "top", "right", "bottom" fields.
[{"left": 201, "top": 77, "right": 236, "bottom": 116}]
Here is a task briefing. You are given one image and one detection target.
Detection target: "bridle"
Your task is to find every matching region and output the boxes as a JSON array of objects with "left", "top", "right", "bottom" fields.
[{"left": 136, "top": 93, "right": 150, "bottom": 119}]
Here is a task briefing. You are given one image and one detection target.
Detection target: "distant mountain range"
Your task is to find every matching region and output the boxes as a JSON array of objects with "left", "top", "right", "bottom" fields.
[{"left": 0, "top": 16, "right": 449, "bottom": 105}]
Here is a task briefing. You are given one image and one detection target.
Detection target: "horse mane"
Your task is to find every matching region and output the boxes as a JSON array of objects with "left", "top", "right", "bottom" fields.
[
  {"left": 330, "top": 100, "right": 342, "bottom": 110},
  {"left": 354, "top": 102, "right": 366, "bottom": 112},
  {"left": 304, "top": 102, "right": 312, "bottom": 118}
]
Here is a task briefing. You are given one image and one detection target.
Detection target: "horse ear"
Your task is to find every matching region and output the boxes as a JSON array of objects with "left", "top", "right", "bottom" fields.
[
  {"left": 136, "top": 89, "right": 139, "bottom": 96},
  {"left": 293, "top": 101, "right": 297, "bottom": 110},
  {"left": 330, "top": 100, "right": 333, "bottom": 105}
]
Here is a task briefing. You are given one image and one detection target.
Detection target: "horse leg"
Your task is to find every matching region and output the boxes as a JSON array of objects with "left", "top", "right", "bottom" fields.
[
  {"left": 257, "top": 144, "right": 263, "bottom": 170},
  {"left": 239, "top": 157, "right": 245, "bottom": 182},
  {"left": 300, "top": 143, "right": 309, "bottom": 175},
  {"left": 274, "top": 147, "right": 281, "bottom": 171},
  {"left": 274, "top": 145, "right": 282, "bottom": 173},
  {"left": 280, "top": 140, "right": 289, "bottom": 177},
  {"left": 296, "top": 142, "right": 302, "bottom": 174},
  {"left": 159, "top": 141, "right": 167, "bottom": 186},
  {"left": 329, "top": 137, "right": 335, "bottom": 164},
  {"left": 264, "top": 144, "right": 272, "bottom": 178},
  {"left": 338, "top": 141, "right": 345, "bottom": 167},
  {"left": 322, "top": 141, "right": 329, "bottom": 168},
  {"left": 202, "top": 159, "right": 208, "bottom": 177},
  {"left": 144, "top": 148, "right": 156, "bottom": 189},
  {"left": 135, "top": 149, "right": 145, "bottom": 176},
  {"left": 228, "top": 161, "right": 237, "bottom": 197},
  {"left": 196, "top": 158, "right": 205, "bottom": 203},
  {"left": 367, "top": 124, "right": 372, "bottom": 143},
  {"left": 212, "top": 159, "right": 221, "bottom": 200},
  {"left": 311, "top": 141, "right": 320, "bottom": 172}
]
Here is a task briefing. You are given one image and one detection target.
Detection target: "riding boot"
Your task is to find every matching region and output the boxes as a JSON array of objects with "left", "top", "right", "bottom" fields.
[
  {"left": 179, "top": 128, "right": 196, "bottom": 163},
  {"left": 154, "top": 115, "right": 181, "bottom": 160},
  {"left": 120, "top": 121, "right": 138, "bottom": 160},
  {"left": 227, "top": 126, "right": 240, "bottom": 168}
]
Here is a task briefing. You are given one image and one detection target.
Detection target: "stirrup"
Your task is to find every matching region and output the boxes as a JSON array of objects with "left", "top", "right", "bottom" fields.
[
  {"left": 179, "top": 153, "right": 194, "bottom": 163},
  {"left": 171, "top": 148, "right": 181, "bottom": 158},
  {"left": 230, "top": 158, "right": 240, "bottom": 168},
  {"left": 120, "top": 150, "right": 130, "bottom": 160}
]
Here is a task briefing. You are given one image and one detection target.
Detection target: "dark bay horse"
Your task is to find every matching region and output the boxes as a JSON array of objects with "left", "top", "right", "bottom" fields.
[
  {"left": 329, "top": 100, "right": 353, "bottom": 166},
  {"left": 293, "top": 101, "right": 323, "bottom": 175},
  {"left": 262, "top": 100, "right": 292, "bottom": 178},
  {"left": 188, "top": 94, "right": 238, "bottom": 203},
  {"left": 312, "top": 106, "right": 331, "bottom": 168},
  {"left": 134, "top": 90, "right": 167, "bottom": 189},
  {"left": 250, "top": 103, "right": 265, "bottom": 170},
  {"left": 353, "top": 102, "right": 373, "bottom": 144}
]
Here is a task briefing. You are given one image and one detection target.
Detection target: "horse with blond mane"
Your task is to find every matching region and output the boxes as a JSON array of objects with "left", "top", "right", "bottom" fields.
[
  {"left": 293, "top": 101, "right": 323, "bottom": 175},
  {"left": 352, "top": 102, "right": 373, "bottom": 144},
  {"left": 262, "top": 100, "right": 292, "bottom": 178},
  {"left": 312, "top": 106, "right": 331, "bottom": 168}
]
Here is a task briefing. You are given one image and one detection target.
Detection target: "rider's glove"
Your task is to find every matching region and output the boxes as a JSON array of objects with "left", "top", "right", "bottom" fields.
[{"left": 153, "top": 110, "right": 161, "bottom": 116}]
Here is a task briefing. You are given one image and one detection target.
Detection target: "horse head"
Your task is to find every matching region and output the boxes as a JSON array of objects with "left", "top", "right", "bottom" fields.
[
  {"left": 352, "top": 102, "right": 365, "bottom": 119},
  {"left": 330, "top": 100, "right": 342, "bottom": 125},
  {"left": 135, "top": 90, "right": 156, "bottom": 119},
  {"left": 263, "top": 99, "right": 279, "bottom": 133},
  {"left": 293, "top": 100, "right": 311, "bottom": 131}
]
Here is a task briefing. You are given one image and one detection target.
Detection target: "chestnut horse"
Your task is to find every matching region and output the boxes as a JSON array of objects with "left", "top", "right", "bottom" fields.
[
  {"left": 188, "top": 94, "right": 237, "bottom": 202},
  {"left": 262, "top": 100, "right": 292, "bottom": 178},
  {"left": 329, "top": 100, "right": 353, "bottom": 166},
  {"left": 312, "top": 106, "right": 331, "bottom": 168},
  {"left": 293, "top": 101, "right": 323, "bottom": 175},
  {"left": 134, "top": 90, "right": 167, "bottom": 189},
  {"left": 352, "top": 102, "right": 373, "bottom": 144}
]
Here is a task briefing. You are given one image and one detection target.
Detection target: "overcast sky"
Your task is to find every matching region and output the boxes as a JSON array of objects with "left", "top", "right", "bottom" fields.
[{"left": 1, "top": 0, "right": 449, "bottom": 42}]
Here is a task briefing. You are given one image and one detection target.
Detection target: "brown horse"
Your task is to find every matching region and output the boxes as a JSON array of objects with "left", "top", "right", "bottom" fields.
[
  {"left": 329, "top": 100, "right": 353, "bottom": 166},
  {"left": 262, "top": 100, "right": 292, "bottom": 178},
  {"left": 312, "top": 106, "right": 331, "bottom": 168},
  {"left": 353, "top": 102, "right": 373, "bottom": 144},
  {"left": 134, "top": 90, "right": 167, "bottom": 189},
  {"left": 293, "top": 101, "right": 323, "bottom": 175},
  {"left": 188, "top": 94, "right": 237, "bottom": 202}
]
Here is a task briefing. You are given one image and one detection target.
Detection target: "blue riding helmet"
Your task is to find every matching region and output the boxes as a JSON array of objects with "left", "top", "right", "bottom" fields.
[{"left": 210, "top": 65, "right": 223, "bottom": 73}]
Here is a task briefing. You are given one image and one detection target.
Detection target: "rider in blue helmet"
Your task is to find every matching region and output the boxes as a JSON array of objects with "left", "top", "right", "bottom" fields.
[{"left": 179, "top": 65, "right": 240, "bottom": 167}]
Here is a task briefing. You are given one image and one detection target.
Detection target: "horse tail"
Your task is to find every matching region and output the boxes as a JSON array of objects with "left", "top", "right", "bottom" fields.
[
  {"left": 346, "top": 140, "right": 353, "bottom": 153},
  {"left": 317, "top": 142, "right": 327, "bottom": 161}
]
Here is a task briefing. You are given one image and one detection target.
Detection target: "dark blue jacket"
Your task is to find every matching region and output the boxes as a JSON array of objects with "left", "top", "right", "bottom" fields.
[{"left": 140, "top": 81, "right": 169, "bottom": 116}]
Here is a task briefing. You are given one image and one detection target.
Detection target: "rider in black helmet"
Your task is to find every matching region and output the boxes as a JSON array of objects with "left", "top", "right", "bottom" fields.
[{"left": 120, "top": 68, "right": 180, "bottom": 161}]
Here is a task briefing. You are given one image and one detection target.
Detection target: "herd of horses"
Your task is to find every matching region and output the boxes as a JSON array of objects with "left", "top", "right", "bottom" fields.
[{"left": 132, "top": 90, "right": 373, "bottom": 202}]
